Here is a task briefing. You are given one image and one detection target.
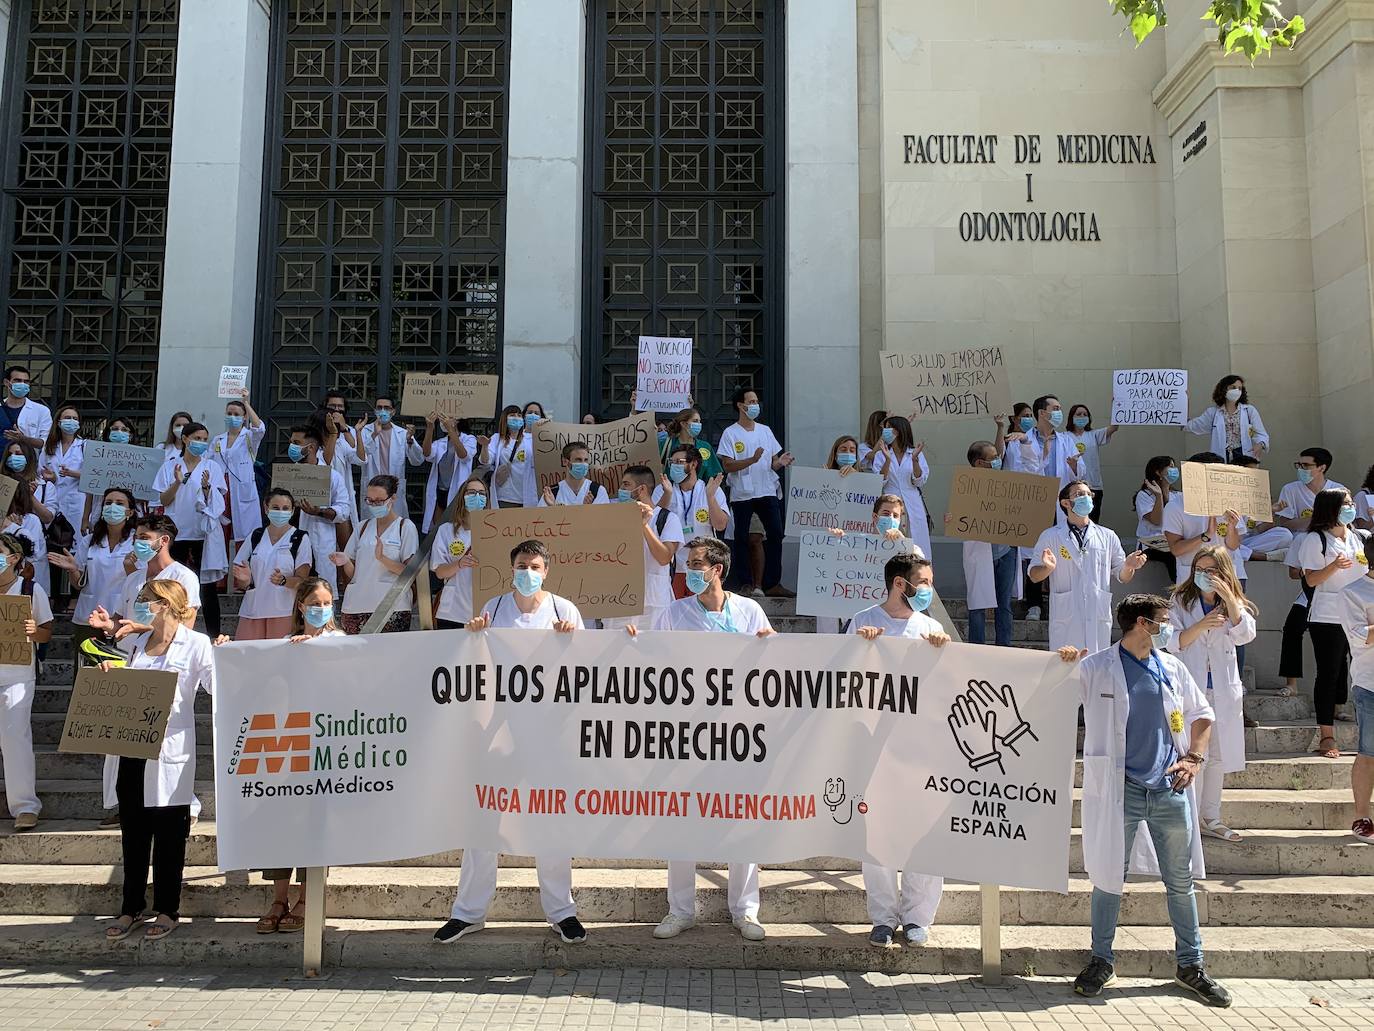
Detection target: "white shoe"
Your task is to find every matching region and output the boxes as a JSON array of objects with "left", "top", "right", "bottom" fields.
[
  {"left": 1026, "top": 606, "right": 1042, "bottom": 621},
  {"left": 652, "top": 914, "right": 696, "bottom": 939},
  {"left": 733, "top": 914, "right": 766, "bottom": 941}
]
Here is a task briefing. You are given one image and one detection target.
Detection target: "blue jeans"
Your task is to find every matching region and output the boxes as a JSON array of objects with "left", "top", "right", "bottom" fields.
[
  {"left": 1090, "top": 779, "right": 1203, "bottom": 969},
  {"left": 967, "top": 547, "right": 1016, "bottom": 647}
]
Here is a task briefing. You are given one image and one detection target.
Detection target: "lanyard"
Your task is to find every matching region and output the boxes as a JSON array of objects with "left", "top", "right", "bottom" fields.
[
  {"left": 1120, "top": 646, "right": 1171, "bottom": 694},
  {"left": 696, "top": 595, "right": 737, "bottom": 634},
  {"left": 677, "top": 482, "right": 702, "bottom": 528}
]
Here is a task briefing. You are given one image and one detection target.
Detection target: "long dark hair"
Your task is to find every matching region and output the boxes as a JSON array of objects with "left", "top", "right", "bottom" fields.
[
  {"left": 1361, "top": 463, "right": 1374, "bottom": 495},
  {"left": 1309, "top": 488, "right": 1353, "bottom": 537},
  {"left": 1212, "top": 374, "right": 1247, "bottom": 407},
  {"left": 90, "top": 488, "right": 137, "bottom": 548},
  {"left": 497, "top": 404, "right": 522, "bottom": 444},
  {"left": 1067, "top": 403, "right": 1093, "bottom": 432},
  {"left": 102, "top": 417, "right": 135, "bottom": 444},
  {"left": 1134, "top": 456, "right": 1175, "bottom": 511},
  {"left": 264, "top": 487, "right": 299, "bottom": 530},
  {"left": 882, "top": 415, "right": 915, "bottom": 453}
]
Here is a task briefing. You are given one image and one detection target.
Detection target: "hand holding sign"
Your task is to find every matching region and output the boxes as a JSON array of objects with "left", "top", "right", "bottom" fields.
[{"left": 635, "top": 337, "right": 692, "bottom": 411}]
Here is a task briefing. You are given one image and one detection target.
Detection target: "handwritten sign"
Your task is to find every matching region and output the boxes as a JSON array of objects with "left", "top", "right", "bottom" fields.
[
  {"left": 532, "top": 412, "right": 661, "bottom": 496},
  {"left": 470, "top": 503, "right": 645, "bottom": 619},
  {"left": 79, "top": 441, "right": 165, "bottom": 502},
  {"left": 1111, "top": 369, "right": 1188, "bottom": 426},
  {"left": 271, "top": 463, "right": 331, "bottom": 509},
  {"left": 784, "top": 466, "right": 883, "bottom": 538},
  {"left": 946, "top": 467, "right": 1059, "bottom": 549},
  {"left": 0, "top": 594, "right": 33, "bottom": 666},
  {"left": 400, "top": 373, "right": 500, "bottom": 420},
  {"left": 218, "top": 365, "right": 249, "bottom": 399},
  {"left": 796, "top": 530, "right": 916, "bottom": 619},
  {"left": 58, "top": 666, "right": 178, "bottom": 761},
  {"left": 879, "top": 347, "right": 1011, "bottom": 420},
  {"left": 636, "top": 336, "right": 692, "bottom": 411},
  {"left": 1181, "top": 462, "right": 1273, "bottom": 522},
  {"left": 0, "top": 476, "right": 16, "bottom": 520}
]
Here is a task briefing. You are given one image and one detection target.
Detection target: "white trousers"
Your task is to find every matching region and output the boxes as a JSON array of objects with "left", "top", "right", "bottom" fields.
[
  {"left": 451, "top": 849, "right": 576, "bottom": 925},
  {"left": 1240, "top": 526, "right": 1294, "bottom": 559},
  {"left": 667, "top": 861, "right": 759, "bottom": 920},
  {"left": 861, "top": 864, "right": 943, "bottom": 929},
  {"left": 1, "top": 679, "right": 39, "bottom": 817},
  {"left": 1199, "top": 733, "right": 1225, "bottom": 825}
]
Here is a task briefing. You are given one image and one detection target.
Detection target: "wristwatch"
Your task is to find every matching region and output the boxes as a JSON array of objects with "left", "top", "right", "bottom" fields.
[{"left": 1200, "top": 534, "right": 1212, "bottom": 543}]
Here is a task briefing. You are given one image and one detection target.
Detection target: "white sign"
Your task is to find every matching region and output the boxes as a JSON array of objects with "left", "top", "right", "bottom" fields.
[
  {"left": 213, "top": 629, "right": 1078, "bottom": 891},
  {"left": 218, "top": 366, "right": 249, "bottom": 400},
  {"left": 79, "top": 441, "right": 165, "bottom": 502},
  {"left": 796, "top": 530, "right": 916, "bottom": 619},
  {"left": 785, "top": 466, "right": 884, "bottom": 538},
  {"left": 635, "top": 336, "right": 692, "bottom": 411},
  {"left": 1111, "top": 369, "right": 1188, "bottom": 426}
]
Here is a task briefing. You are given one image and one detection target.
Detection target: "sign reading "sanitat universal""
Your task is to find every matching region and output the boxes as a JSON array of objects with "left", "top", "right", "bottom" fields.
[{"left": 899, "top": 132, "right": 1157, "bottom": 243}]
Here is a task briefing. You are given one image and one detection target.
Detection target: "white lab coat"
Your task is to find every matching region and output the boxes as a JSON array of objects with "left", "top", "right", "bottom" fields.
[
  {"left": 4, "top": 398, "right": 52, "bottom": 444},
  {"left": 120, "top": 626, "right": 215, "bottom": 808},
  {"left": 1186, "top": 404, "right": 1268, "bottom": 459},
  {"left": 1032, "top": 522, "right": 1126, "bottom": 652},
  {"left": 962, "top": 540, "right": 997, "bottom": 612},
  {"left": 1078, "top": 646, "right": 1213, "bottom": 895},
  {"left": 1165, "top": 598, "right": 1255, "bottom": 773},
  {"left": 874, "top": 447, "right": 932, "bottom": 562},
  {"left": 486, "top": 432, "right": 538, "bottom": 509},
  {"left": 209, "top": 423, "right": 265, "bottom": 541},
  {"left": 419, "top": 433, "right": 477, "bottom": 533},
  {"left": 352, "top": 423, "right": 424, "bottom": 520},
  {"left": 37, "top": 437, "right": 85, "bottom": 530}
]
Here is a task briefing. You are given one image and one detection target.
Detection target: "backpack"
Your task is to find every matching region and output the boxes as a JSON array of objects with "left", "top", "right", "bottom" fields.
[
  {"left": 249, "top": 526, "right": 312, "bottom": 576},
  {"left": 655, "top": 508, "right": 677, "bottom": 576}
]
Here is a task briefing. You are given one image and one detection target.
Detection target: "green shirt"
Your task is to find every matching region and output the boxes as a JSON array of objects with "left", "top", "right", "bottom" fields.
[{"left": 662, "top": 435, "right": 722, "bottom": 480}]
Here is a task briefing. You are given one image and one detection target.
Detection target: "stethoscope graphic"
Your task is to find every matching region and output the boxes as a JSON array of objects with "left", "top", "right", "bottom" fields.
[{"left": 824, "top": 777, "right": 865, "bottom": 825}]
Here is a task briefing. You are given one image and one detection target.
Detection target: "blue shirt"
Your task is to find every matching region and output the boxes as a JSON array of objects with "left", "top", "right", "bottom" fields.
[{"left": 1119, "top": 646, "right": 1178, "bottom": 790}]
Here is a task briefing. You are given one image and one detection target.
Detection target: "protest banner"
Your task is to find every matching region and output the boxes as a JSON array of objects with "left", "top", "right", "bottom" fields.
[
  {"left": 879, "top": 347, "right": 1011, "bottom": 420},
  {"left": 271, "top": 463, "right": 332, "bottom": 509},
  {"left": 218, "top": 365, "right": 249, "bottom": 399},
  {"left": 1111, "top": 369, "right": 1188, "bottom": 426},
  {"left": 0, "top": 594, "right": 32, "bottom": 666},
  {"left": 1181, "top": 462, "right": 1273, "bottom": 522},
  {"left": 796, "top": 530, "right": 916, "bottom": 619},
  {"left": 636, "top": 336, "right": 692, "bottom": 411},
  {"left": 213, "top": 628, "right": 1078, "bottom": 890},
  {"left": 58, "top": 666, "right": 177, "bottom": 761},
  {"left": 946, "top": 467, "right": 1060, "bottom": 549},
  {"left": 469, "top": 502, "right": 645, "bottom": 619},
  {"left": 532, "top": 412, "right": 661, "bottom": 496},
  {"left": 78, "top": 440, "right": 165, "bottom": 502},
  {"left": 784, "top": 467, "right": 884, "bottom": 538},
  {"left": 400, "top": 373, "right": 499, "bottom": 420},
  {"left": 0, "top": 477, "right": 15, "bottom": 521}
]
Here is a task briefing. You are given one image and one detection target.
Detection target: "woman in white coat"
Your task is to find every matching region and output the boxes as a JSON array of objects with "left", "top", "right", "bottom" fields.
[
  {"left": 101, "top": 579, "right": 214, "bottom": 942},
  {"left": 209, "top": 390, "right": 266, "bottom": 546},
  {"left": 431, "top": 476, "right": 487, "bottom": 629},
  {"left": 1029, "top": 480, "right": 1146, "bottom": 652},
  {"left": 1186, "top": 374, "right": 1269, "bottom": 464},
  {"left": 417, "top": 412, "right": 477, "bottom": 533},
  {"left": 869, "top": 415, "right": 932, "bottom": 561},
  {"left": 485, "top": 404, "right": 537, "bottom": 509},
  {"left": 37, "top": 401, "right": 85, "bottom": 534},
  {"left": 0, "top": 533, "right": 54, "bottom": 832},
  {"left": 1166, "top": 546, "right": 1257, "bottom": 843}
]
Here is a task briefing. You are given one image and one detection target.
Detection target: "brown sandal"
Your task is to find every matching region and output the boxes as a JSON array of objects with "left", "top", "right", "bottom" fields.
[
  {"left": 144, "top": 916, "right": 179, "bottom": 941},
  {"left": 277, "top": 900, "right": 306, "bottom": 933},
  {"left": 256, "top": 901, "right": 288, "bottom": 934},
  {"left": 1318, "top": 736, "right": 1341, "bottom": 759}
]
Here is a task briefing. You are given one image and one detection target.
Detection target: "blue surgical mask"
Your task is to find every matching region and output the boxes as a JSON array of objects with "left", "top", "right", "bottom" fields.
[
  {"left": 667, "top": 464, "right": 688, "bottom": 484},
  {"left": 367, "top": 502, "right": 390, "bottom": 520},
  {"left": 657, "top": 430, "right": 668, "bottom": 445},
  {"left": 108, "top": 430, "right": 131, "bottom": 445},
  {"left": 267, "top": 509, "right": 293, "bottom": 527},
  {"left": 512, "top": 568, "right": 543, "bottom": 597},
  {"left": 186, "top": 440, "right": 209, "bottom": 457},
  {"left": 1166, "top": 466, "right": 1180, "bottom": 483},
  {"left": 1018, "top": 416, "right": 1034, "bottom": 432},
  {"left": 1072, "top": 415, "right": 1088, "bottom": 430},
  {"left": 1049, "top": 410, "right": 1064, "bottom": 428},
  {"left": 304, "top": 605, "right": 333, "bottom": 629},
  {"left": 1193, "top": 570, "right": 1213, "bottom": 592},
  {"left": 909, "top": 585, "right": 934, "bottom": 612},
  {"left": 617, "top": 488, "right": 634, "bottom": 503},
  {"left": 836, "top": 452, "right": 857, "bottom": 468},
  {"left": 1149, "top": 620, "right": 1174, "bottom": 651},
  {"left": 524, "top": 412, "right": 541, "bottom": 428},
  {"left": 988, "top": 458, "right": 1003, "bottom": 471},
  {"left": 102, "top": 503, "right": 128, "bottom": 525},
  {"left": 287, "top": 443, "right": 305, "bottom": 463},
  {"left": 745, "top": 403, "right": 760, "bottom": 420},
  {"left": 876, "top": 515, "right": 901, "bottom": 535},
  {"left": 463, "top": 492, "right": 487, "bottom": 511},
  {"left": 132, "top": 539, "right": 158, "bottom": 562},
  {"left": 1296, "top": 467, "right": 1314, "bottom": 485},
  {"left": 569, "top": 461, "right": 590, "bottom": 480},
  {"left": 1070, "top": 495, "right": 1094, "bottom": 518},
  {"left": 132, "top": 601, "right": 154, "bottom": 625},
  {"left": 375, "top": 410, "right": 392, "bottom": 424},
  {"left": 686, "top": 569, "right": 711, "bottom": 596},
  {"left": 59, "top": 418, "right": 80, "bottom": 435},
  {"left": 881, "top": 427, "right": 895, "bottom": 445},
  {"left": 5, "top": 454, "right": 26, "bottom": 471},
  {"left": 225, "top": 415, "right": 243, "bottom": 430},
  {"left": 1340, "top": 505, "right": 1358, "bottom": 526},
  {"left": 9, "top": 383, "right": 29, "bottom": 398},
  {"left": 506, "top": 415, "right": 524, "bottom": 432},
  {"left": 0, "top": 554, "right": 8, "bottom": 574},
  {"left": 687, "top": 421, "right": 702, "bottom": 438}
]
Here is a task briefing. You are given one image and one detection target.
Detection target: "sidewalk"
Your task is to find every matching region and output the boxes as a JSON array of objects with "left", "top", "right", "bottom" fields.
[{"left": 1, "top": 967, "right": 1370, "bottom": 1031}]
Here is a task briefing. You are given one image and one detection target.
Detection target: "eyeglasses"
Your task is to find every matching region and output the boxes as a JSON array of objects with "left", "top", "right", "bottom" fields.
[{"left": 1294, "top": 462, "right": 1317, "bottom": 470}]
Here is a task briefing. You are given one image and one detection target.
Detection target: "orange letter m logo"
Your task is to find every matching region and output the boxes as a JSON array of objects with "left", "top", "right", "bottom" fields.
[{"left": 238, "top": 712, "right": 312, "bottom": 775}]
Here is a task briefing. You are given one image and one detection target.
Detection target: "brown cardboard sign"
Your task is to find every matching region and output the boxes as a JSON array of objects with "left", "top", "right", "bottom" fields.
[
  {"left": 0, "top": 594, "right": 33, "bottom": 666},
  {"left": 879, "top": 347, "right": 1011, "bottom": 421},
  {"left": 400, "top": 373, "right": 500, "bottom": 420},
  {"left": 58, "top": 666, "right": 178, "bottom": 761},
  {"left": 271, "top": 463, "right": 332, "bottom": 509},
  {"left": 946, "top": 467, "right": 1060, "bottom": 548},
  {"left": 531, "top": 412, "right": 662, "bottom": 496},
  {"left": 1181, "top": 462, "right": 1272, "bottom": 522}
]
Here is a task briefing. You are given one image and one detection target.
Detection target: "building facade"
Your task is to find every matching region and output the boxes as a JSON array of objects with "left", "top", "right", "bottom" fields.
[{"left": 0, "top": 0, "right": 1371, "bottom": 529}]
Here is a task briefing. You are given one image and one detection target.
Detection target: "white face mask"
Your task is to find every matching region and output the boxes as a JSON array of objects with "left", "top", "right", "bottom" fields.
[{"left": 1225, "top": 387, "right": 1242, "bottom": 403}]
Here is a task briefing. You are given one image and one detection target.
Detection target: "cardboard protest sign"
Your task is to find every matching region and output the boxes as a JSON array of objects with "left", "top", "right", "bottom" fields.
[
  {"left": 0, "top": 476, "right": 16, "bottom": 519},
  {"left": 217, "top": 365, "right": 249, "bottom": 399},
  {"left": 1111, "top": 369, "right": 1188, "bottom": 426},
  {"left": 796, "top": 530, "right": 916, "bottom": 619},
  {"left": 532, "top": 412, "right": 661, "bottom": 496},
  {"left": 946, "top": 467, "right": 1059, "bottom": 549},
  {"left": 0, "top": 594, "right": 33, "bottom": 666},
  {"left": 1181, "top": 462, "right": 1273, "bottom": 522},
  {"left": 400, "top": 373, "right": 499, "bottom": 420},
  {"left": 636, "top": 336, "right": 692, "bottom": 411},
  {"left": 785, "top": 466, "right": 884, "bottom": 538},
  {"left": 271, "top": 463, "right": 332, "bottom": 509},
  {"left": 879, "top": 347, "right": 1011, "bottom": 420},
  {"left": 58, "top": 666, "right": 178, "bottom": 761},
  {"left": 78, "top": 441, "right": 165, "bottom": 502},
  {"left": 470, "top": 502, "right": 645, "bottom": 619}
]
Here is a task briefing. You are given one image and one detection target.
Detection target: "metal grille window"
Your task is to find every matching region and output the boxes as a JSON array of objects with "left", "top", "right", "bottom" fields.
[
  {"left": 256, "top": 0, "right": 510, "bottom": 446},
  {"left": 0, "top": 0, "right": 180, "bottom": 440},
  {"left": 584, "top": 0, "right": 782, "bottom": 435}
]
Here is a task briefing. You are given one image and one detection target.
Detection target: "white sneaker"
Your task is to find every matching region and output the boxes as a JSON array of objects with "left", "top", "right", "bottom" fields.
[
  {"left": 733, "top": 914, "right": 766, "bottom": 941},
  {"left": 1026, "top": 606, "right": 1042, "bottom": 621},
  {"left": 652, "top": 913, "right": 696, "bottom": 939}
]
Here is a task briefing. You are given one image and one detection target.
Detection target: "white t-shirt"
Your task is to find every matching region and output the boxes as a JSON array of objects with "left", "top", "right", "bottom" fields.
[
  {"left": 847, "top": 604, "right": 943, "bottom": 640},
  {"left": 641, "top": 509, "right": 685, "bottom": 609},
  {"left": 486, "top": 432, "right": 534, "bottom": 506},
  {"left": 116, "top": 561, "right": 202, "bottom": 621},
  {"left": 717, "top": 422, "right": 781, "bottom": 501},
  {"left": 431, "top": 523, "right": 474, "bottom": 625},
  {"left": 1066, "top": 428, "right": 1112, "bottom": 488},
  {"left": 234, "top": 527, "right": 314, "bottom": 620},
  {"left": 341, "top": 517, "right": 419, "bottom": 615},
  {"left": 0, "top": 579, "right": 52, "bottom": 683},
  {"left": 480, "top": 592, "right": 585, "bottom": 630},
  {"left": 537, "top": 479, "right": 610, "bottom": 507},
  {"left": 1299, "top": 529, "right": 1370, "bottom": 624},
  {"left": 1162, "top": 497, "right": 1211, "bottom": 585},
  {"left": 152, "top": 457, "right": 227, "bottom": 541},
  {"left": 72, "top": 533, "right": 135, "bottom": 623},
  {"left": 1134, "top": 487, "right": 1169, "bottom": 543},
  {"left": 654, "top": 594, "right": 772, "bottom": 634},
  {"left": 1356, "top": 490, "right": 1373, "bottom": 525},
  {"left": 1275, "top": 478, "right": 1346, "bottom": 527},
  {"left": 1339, "top": 576, "right": 1374, "bottom": 690},
  {"left": 652, "top": 480, "right": 732, "bottom": 540}
]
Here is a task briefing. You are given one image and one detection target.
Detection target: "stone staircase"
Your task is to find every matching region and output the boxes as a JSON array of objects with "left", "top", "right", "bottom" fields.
[{"left": 1, "top": 592, "right": 1370, "bottom": 976}]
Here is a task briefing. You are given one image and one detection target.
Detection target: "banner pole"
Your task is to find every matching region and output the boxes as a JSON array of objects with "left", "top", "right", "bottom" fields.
[
  {"left": 980, "top": 882, "right": 1003, "bottom": 985},
  {"left": 302, "top": 866, "right": 327, "bottom": 976}
]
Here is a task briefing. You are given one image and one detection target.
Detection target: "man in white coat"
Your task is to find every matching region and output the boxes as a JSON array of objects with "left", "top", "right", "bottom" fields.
[
  {"left": 288, "top": 426, "right": 352, "bottom": 593},
  {"left": 1, "top": 365, "right": 52, "bottom": 450},
  {"left": 1071, "top": 594, "right": 1231, "bottom": 1008},
  {"left": 351, "top": 394, "right": 424, "bottom": 520}
]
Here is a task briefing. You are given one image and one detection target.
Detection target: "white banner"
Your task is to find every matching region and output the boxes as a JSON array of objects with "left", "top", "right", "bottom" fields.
[
  {"left": 795, "top": 530, "right": 915, "bottom": 619},
  {"left": 784, "top": 466, "right": 884, "bottom": 538},
  {"left": 213, "top": 630, "right": 1078, "bottom": 892}
]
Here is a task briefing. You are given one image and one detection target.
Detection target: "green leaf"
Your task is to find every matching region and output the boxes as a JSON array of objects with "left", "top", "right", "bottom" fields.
[{"left": 1131, "top": 11, "right": 1158, "bottom": 42}]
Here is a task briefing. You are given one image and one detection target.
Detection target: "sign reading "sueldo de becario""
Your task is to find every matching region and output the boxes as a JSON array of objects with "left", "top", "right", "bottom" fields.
[{"left": 899, "top": 132, "right": 1158, "bottom": 243}]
